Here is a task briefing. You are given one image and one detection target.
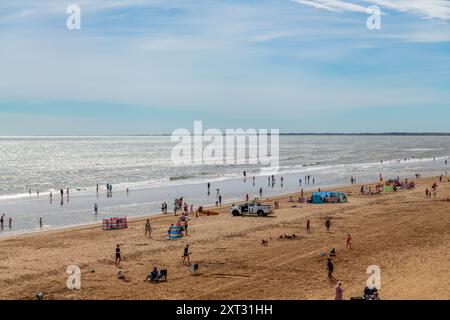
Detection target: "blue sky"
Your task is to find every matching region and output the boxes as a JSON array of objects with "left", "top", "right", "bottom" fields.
[{"left": 0, "top": 0, "right": 449, "bottom": 134}]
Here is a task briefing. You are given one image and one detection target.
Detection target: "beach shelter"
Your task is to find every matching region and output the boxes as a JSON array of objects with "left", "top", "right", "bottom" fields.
[
  {"left": 102, "top": 217, "right": 128, "bottom": 230},
  {"left": 311, "top": 192, "right": 348, "bottom": 204},
  {"left": 168, "top": 225, "right": 183, "bottom": 239},
  {"left": 311, "top": 192, "right": 330, "bottom": 204}
]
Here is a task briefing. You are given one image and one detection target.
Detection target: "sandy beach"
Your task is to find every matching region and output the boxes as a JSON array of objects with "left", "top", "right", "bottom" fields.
[{"left": 0, "top": 175, "right": 449, "bottom": 300}]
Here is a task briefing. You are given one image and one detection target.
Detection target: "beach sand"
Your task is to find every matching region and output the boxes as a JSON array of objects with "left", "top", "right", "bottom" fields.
[{"left": 0, "top": 176, "right": 449, "bottom": 300}]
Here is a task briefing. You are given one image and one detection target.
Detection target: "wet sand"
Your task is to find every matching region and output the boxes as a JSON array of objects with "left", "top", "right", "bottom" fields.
[{"left": 0, "top": 176, "right": 449, "bottom": 300}]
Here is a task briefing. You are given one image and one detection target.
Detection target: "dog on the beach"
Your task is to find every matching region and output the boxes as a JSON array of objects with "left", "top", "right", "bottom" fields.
[{"left": 261, "top": 239, "right": 269, "bottom": 246}]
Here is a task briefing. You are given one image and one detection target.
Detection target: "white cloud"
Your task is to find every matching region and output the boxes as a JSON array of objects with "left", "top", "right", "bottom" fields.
[
  {"left": 292, "top": 0, "right": 371, "bottom": 13},
  {"left": 291, "top": 0, "right": 341, "bottom": 12},
  {"left": 292, "top": 0, "right": 450, "bottom": 20},
  {"left": 365, "top": 0, "right": 450, "bottom": 20}
]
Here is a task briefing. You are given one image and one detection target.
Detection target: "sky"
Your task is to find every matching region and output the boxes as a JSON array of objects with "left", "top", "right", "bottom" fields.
[{"left": 0, "top": 0, "right": 449, "bottom": 135}]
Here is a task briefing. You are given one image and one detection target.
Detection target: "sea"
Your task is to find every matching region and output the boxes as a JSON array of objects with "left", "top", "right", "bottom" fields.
[{"left": 0, "top": 135, "right": 449, "bottom": 235}]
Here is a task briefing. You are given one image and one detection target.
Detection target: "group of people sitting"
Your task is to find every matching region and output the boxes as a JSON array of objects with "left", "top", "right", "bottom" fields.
[{"left": 278, "top": 234, "right": 298, "bottom": 240}]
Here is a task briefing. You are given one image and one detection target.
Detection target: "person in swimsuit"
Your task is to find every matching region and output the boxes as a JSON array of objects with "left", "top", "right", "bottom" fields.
[
  {"left": 145, "top": 219, "right": 152, "bottom": 238},
  {"left": 182, "top": 244, "right": 191, "bottom": 265},
  {"left": 327, "top": 258, "right": 336, "bottom": 281},
  {"left": 184, "top": 221, "right": 189, "bottom": 236},
  {"left": 115, "top": 244, "right": 122, "bottom": 267},
  {"left": 346, "top": 234, "right": 352, "bottom": 249}
]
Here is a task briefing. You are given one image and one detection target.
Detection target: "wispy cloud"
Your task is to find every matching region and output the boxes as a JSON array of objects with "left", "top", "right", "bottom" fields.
[
  {"left": 292, "top": 0, "right": 450, "bottom": 20},
  {"left": 292, "top": 0, "right": 370, "bottom": 13}
]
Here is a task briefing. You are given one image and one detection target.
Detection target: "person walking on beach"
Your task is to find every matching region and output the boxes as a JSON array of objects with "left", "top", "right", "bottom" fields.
[
  {"left": 259, "top": 187, "right": 263, "bottom": 197},
  {"left": 94, "top": 203, "right": 98, "bottom": 214},
  {"left": 346, "top": 234, "right": 352, "bottom": 249},
  {"left": 8, "top": 217, "right": 12, "bottom": 229},
  {"left": 218, "top": 194, "right": 222, "bottom": 206},
  {"left": 325, "top": 218, "right": 331, "bottom": 231},
  {"left": 182, "top": 244, "right": 191, "bottom": 265},
  {"left": 49, "top": 192, "right": 53, "bottom": 204},
  {"left": 335, "top": 281, "right": 343, "bottom": 300},
  {"left": 252, "top": 176, "right": 255, "bottom": 186},
  {"left": 327, "top": 258, "right": 336, "bottom": 281},
  {"left": 145, "top": 219, "right": 152, "bottom": 238},
  {"left": 0, "top": 214, "right": 4, "bottom": 230},
  {"left": 306, "top": 219, "right": 311, "bottom": 233},
  {"left": 115, "top": 244, "right": 122, "bottom": 267},
  {"left": 207, "top": 182, "right": 210, "bottom": 195},
  {"left": 184, "top": 220, "right": 189, "bottom": 236},
  {"left": 39, "top": 217, "right": 43, "bottom": 229}
]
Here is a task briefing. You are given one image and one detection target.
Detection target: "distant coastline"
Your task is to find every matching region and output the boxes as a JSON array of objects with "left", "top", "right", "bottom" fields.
[{"left": 3, "top": 132, "right": 450, "bottom": 137}]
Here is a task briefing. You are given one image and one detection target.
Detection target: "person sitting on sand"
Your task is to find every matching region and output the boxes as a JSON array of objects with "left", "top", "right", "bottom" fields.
[
  {"left": 144, "top": 267, "right": 159, "bottom": 282},
  {"left": 117, "top": 269, "right": 126, "bottom": 282},
  {"left": 325, "top": 218, "right": 331, "bottom": 231},
  {"left": 329, "top": 248, "right": 336, "bottom": 257},
  {"left": 288, "top": 196, "right": 293, "bottom": 202}
]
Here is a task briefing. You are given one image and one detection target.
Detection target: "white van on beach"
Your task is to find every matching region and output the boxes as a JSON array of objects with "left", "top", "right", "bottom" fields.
[{"left": 230, "top": 202, "right": 273, "bottom": 217}]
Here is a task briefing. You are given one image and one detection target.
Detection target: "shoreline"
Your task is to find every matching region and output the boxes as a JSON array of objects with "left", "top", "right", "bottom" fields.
[{"left": 0, "top": 170, "right": 446, "bottom": 240}]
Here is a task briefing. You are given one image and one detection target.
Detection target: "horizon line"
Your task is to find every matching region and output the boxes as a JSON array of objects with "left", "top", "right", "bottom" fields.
[{"left": 1, "top": 132, "right": 450, "bottom": 137}]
